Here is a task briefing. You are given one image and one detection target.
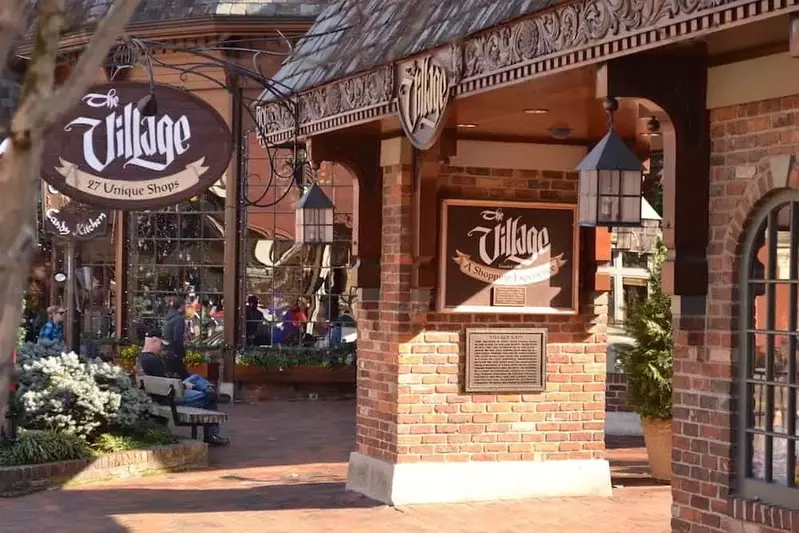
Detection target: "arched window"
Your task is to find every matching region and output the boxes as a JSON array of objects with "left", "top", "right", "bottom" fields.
[{"left": 738, "top": 190, "right": 799, "bottom": 506}]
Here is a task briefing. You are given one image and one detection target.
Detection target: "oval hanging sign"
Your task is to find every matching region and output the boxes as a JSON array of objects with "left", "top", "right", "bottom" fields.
[{"left": 41, "top": 82, "right": 233, "bottom": 210}]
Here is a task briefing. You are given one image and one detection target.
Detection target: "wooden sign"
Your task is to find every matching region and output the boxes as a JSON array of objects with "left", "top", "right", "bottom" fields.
[
  {"left": 41, "top": 182, "right": 109, "bottom": 240},
  {"left": 396, "top": 48, "right": 459, "bottom": 150},
  {"left": 41, "top": 82, "right": 233, "bottom": 210},
  {"left": 438, "top": 199, "right": 579, "bottom": 314}
]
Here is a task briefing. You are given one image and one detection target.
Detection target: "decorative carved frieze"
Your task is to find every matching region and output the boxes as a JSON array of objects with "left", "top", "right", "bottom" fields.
[
  {"left": 257, "top": 0, "right": 784, "bottom": 145},
  {"left": 256, "top": 65, "right": 394, "bottom": 146},
  {"left": 462, "top": 0, "right": 731, "bottom": 79}
]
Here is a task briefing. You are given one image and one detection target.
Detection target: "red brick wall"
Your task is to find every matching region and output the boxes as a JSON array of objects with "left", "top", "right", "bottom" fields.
[
  {"left": 605, "top": 372, "right": 634, "bottom": 413},
  {"left": 354, "top": 160, "right": 608, "bottom": 465},
  {"left": 673, "top": 94, "right": 799, "bottom": 533}
]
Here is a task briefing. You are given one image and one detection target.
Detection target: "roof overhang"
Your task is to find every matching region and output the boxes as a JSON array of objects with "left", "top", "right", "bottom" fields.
[
  {"left": 16, "top": 16, "right": 316, "bottom": 56},
  {"left": 255, "top": 0, "right": 799, "bottom": 146}
]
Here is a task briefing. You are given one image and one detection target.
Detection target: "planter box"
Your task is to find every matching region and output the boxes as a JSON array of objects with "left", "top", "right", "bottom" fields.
[
  {"left": 234, "top": 364, "right": 356, "bottom": 385},
  {"left": 186, "top": 362, "right": 220, "bottom": 382},
  {"left": 0, "top": 440, "right": 207, "bottom": 497}
]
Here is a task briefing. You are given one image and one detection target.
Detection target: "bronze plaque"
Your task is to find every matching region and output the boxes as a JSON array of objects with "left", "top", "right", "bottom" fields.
[
  {"left": 465, "top": 328, "right": 547, "bottom": 393},
  {"left": 492, "top": 286, "right": 526, "bottom": 307},
  {"left": 41, "top": 82, "right": 233, "bottom": 211},
  {"left": 438, "top": 199, "right": 579, "bottom": 314}
]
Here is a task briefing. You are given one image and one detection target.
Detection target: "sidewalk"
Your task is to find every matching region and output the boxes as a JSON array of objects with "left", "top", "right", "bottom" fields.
[{"left": 0, "top": 402, "right": 671, "bottom": 533}]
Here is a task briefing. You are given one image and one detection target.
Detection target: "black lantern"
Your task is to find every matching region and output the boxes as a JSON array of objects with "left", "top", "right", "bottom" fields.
[
  {"left": 295, "top": 183, "right": 334, "bottom": 244},
  {"left": 576, "top": 97, "right": 643, "bottom": 227}
]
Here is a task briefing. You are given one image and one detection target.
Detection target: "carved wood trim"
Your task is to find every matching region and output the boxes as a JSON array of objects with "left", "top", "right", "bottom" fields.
[{"left": 258, "top": 0, "right": 799, "bottom": 145}]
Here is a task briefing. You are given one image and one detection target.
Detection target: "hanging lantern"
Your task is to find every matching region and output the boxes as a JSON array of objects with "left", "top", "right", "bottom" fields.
[
  {"left": 295, "top": 183, "right": 334, "bottom": 244},
  {"left": 576, "top": 97, "right": 644, "bottom": 227}
]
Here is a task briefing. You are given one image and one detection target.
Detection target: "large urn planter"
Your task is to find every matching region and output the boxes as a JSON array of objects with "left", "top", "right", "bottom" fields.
[
  {"left": 641, "top": 417, "right": 672, "bottom": 482},
  {"left": 234, "top": 365, "right": 356, "bottom": 385}
]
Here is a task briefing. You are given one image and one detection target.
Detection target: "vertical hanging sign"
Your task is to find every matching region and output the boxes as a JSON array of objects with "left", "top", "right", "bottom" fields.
[{"left": 396, "top": 45, "right": 461, "bottom": 150}]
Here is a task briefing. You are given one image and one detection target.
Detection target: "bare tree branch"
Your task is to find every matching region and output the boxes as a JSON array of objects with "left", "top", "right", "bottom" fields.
[
  {"left": 36, "top": 0, "right": 142, "bottom": 130},
  {"left": 0, "top": 0, "right": 141, "bottom": 434},
  {"left": 0, "top": 0, "right": 30, "bottom": 77}
]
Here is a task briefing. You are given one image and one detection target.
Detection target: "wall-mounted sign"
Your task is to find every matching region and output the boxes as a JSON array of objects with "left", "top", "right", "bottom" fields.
[
  {"left": 438, "top": 199, "right": 579, "bottom": 314},
  {"left": 41, "top": 182, "right": 109, "bottom": 240},
  {"left": 397, "top": 47, "right": 460, "bottom": 150},
  {"left": 465, "top": 328, "right": 547, "bottom": 393},
  {"left": 41, "top": 82, "right": 233, "bottom": 210}
]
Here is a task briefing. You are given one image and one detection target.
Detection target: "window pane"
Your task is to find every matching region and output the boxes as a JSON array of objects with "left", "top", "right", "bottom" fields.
[
  {"left": 773, "top": 437, "right": 790, "bottom": 486},
  {"left": 751, "top": 433, "right": 767, "bottom": 481},
  {"left": 241, "top": 154, "right": 357, "bottom": 349},
  {"left": 775, "top": 387, "right": 789, "bottom": 434},
  {"left": 127, "top": 193, "right": 225, "bottom": 343},
  {"left": 622, "top": 252, "right": 649, "bottom": 268}
]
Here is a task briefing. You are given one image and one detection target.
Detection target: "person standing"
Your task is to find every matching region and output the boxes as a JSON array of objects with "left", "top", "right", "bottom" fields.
[
  {"left": 38, "top": 305, "right": 65, "bottom": 343},
  {"left": 162, "top": 297, "right": 186, "bottom": 360}
]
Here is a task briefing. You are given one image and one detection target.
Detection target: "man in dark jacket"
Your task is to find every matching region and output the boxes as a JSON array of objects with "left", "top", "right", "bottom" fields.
[
  {"left": 138, "top": 330, "right": 230, "bottom": 447},
  {"left": 162, "top": 297, "right": 186, "bottom": 360}
]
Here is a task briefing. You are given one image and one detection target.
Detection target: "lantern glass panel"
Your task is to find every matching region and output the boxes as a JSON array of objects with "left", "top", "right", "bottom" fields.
[
  {"left": 599, "top": 169, "right": 620, "bottom": 194},
  {"left": 578, "top": 169, "right": 598, "bottom": 226},
  {"left": 622, "top": 170, "right": 642, "bottom": 196},
  {"left": 599, "top": 196, "right": 619, "bottom": 223},
  {"left": 621, "top": 195, "right": 642, "bottom": 225}
]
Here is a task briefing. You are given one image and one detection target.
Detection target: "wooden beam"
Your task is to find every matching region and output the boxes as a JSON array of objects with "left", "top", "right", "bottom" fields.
[
  {"left": 791, "top": 14, "right": 799, "bottom": 57},
  {"left": 307, "top": 133, "right": 383, "bottom": 289},
  {"left": 598, "top": 51, "right": 709, "bottom": 297}
]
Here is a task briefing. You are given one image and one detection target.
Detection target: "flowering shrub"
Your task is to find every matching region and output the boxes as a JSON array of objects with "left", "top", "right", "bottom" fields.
[
  {"left": 16, "top": 339, "right": 65, "bottom": 364},
  {"left": 16, "top": 351, "right": 151, "bottom": 439}
]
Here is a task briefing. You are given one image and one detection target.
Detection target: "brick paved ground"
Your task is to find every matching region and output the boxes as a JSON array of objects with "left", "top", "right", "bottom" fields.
[{"left": 0, "top": 401, "right": 671, "bottom": 533}]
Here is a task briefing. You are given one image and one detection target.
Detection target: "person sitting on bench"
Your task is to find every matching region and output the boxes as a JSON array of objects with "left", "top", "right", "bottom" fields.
[{"left": 138, "top": 331, "right": 230, "bottom": 447}]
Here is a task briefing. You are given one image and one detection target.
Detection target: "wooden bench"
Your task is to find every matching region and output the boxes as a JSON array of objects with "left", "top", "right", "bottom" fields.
[{"left": 137, "top": 375, "right": 228, "bottom": 440}]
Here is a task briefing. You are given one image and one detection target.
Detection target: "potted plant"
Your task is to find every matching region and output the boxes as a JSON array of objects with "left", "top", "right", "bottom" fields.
[
  {"left": 117, "top": 344, "right": 141, "bottom": 373},
  {"left": 235, "top": 343, "right": 357, "bottom": 384},
  {"left": 615, "top": 241, "right": 673, "bottom": 482},
  {"left": 185, "top": 350, "right": 212, "bottom": 378}
]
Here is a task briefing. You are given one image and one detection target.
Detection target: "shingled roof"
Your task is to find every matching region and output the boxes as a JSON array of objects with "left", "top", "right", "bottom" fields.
[
  {"left": 262, "top": 0, "right": 557, "bottom": 101},
  {"left": 57, "top": 0, "right": 330, "bottom": 32}
]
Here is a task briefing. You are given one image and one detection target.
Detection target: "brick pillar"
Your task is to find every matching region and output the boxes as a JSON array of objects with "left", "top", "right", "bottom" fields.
[{"left": 346, "top": 138, "right": 613, "bottom": 505}]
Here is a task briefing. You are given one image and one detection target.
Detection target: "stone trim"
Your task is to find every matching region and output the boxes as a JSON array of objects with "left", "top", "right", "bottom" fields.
[
  {"left": 257, "top": 0, "right": 799, "bottom": 145},
  {"left": 0, "top": 440, "right": 207, "bottom": 497}
]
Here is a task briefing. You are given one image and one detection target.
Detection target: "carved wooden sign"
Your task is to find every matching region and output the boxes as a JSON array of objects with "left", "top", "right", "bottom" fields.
[
  {"left": 438, "top": 199, "right": 579, "bottom": 314},
  {"left": 41, "top": 82, "right": 233, "bottom": 210},
  {"left": 41, "top": 182, "right": 109, "bottom": 240},
  {"left": 397, "top": 48, "right": 459, "bottom": 150}
]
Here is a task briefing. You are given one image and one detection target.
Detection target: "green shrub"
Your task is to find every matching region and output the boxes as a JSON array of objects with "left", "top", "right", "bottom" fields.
[
  {"left": 615, "top": 240, "right": 673, "bottom": 421},
  {"left": 93, "top": 425, "right": 177, "bottom": 453},
  {"left": 0, "top": 429, "right": 91, "bottom": 466},
  {"left": 16, "top": 340, "right": 66, "bottom": 364},
  {"left": 17, "top": 352, "right": 152, "bottom": 439},
  {"left": 236, "top": 343, "right": 357, "bottom": 369}
]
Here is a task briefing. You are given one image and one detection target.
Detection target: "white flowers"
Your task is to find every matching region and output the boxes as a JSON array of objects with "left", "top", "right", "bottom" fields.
[{"left": 16, "top": 348, "right": 151, "bottom": 438}]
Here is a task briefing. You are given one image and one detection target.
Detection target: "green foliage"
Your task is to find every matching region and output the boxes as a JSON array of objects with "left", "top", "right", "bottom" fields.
[
  {"left": 184, "top": 350, "right": 211, "bottom": 366},
  {"left": 118, "top": 344, "right": 141, "bottom": 368},
  {"left": 615, "top": 240, "right": 673, "bottom": 421},
  {"left": 236, "top": 343, "right": 357, "bottom": 369},
  {"left": 0, "top": 429, "right": 91, "bottom": 466},
  {"left": 16, "top": 339, "right": 65, "bottom": 364},
  {"left": 92, "top": 426, "right": 176, "bottom": 454},
  {"left": 16, "top": 352, "right": 152, "bottom": 439}
]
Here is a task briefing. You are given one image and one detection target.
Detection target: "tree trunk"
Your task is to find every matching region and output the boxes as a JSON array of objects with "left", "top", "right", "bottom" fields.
[{"left": 0, "top": 0, "right": 141, "bottom": 425}]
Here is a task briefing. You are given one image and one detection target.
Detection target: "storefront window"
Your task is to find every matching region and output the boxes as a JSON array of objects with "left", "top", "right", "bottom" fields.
[
  {"left": 241, "top": 150, "right": 356, "bottom": 349},
  {"left": 127, "top": 192, "right": 225, "bottom": 343},
  {"left": 78, "top": 233, "right": 116, "bottom": 340},
  {"left": 738, "top": 192, "right": 799, "bottom": 508}
]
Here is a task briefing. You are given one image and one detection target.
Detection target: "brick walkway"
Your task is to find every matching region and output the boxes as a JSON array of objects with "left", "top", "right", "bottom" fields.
[{"left": 0, "top": 402, "right": 671, "bottom": 532}]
